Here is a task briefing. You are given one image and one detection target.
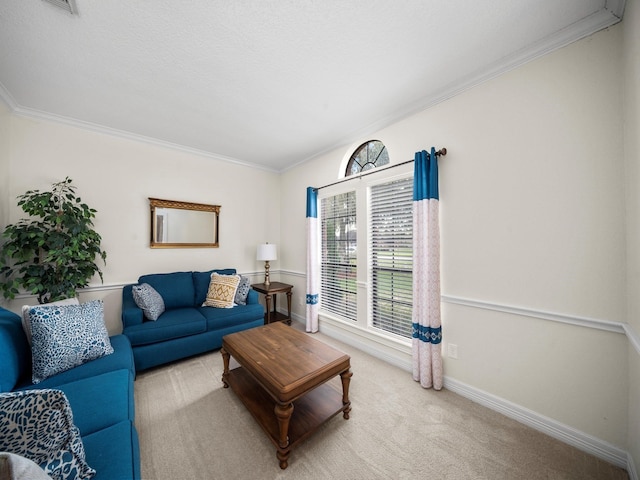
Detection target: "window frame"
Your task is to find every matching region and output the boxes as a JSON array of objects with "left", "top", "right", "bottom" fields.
[
  {"left": 345, "top": 140, "right": 390, "bottom": 177},
  {"left": 317, "top": 163, "right": 414, "bottom": 349}
]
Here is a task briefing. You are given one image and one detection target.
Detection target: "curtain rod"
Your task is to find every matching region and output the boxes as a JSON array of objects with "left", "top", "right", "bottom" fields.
[{"left": 313, "top": 147, "right": 447, "bottom": 191}]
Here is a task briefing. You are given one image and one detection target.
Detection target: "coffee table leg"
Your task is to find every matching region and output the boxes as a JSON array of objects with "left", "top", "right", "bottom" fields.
[
  {"left": 221, "top": 347, "right": 230, "bottom": 388},
  {"left": 274, "top": 402, "right": 294, "bottom": 469},
  {"left": 340, "top": 369, "right": 353, "bottom": 419}
]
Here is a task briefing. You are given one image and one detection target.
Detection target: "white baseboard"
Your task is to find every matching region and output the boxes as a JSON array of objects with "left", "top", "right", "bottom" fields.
[
  {"left": 629, "top": 452, "right": 639, "bottom": 480},
  {"left": 442, "top": 377, "right": 629, "bottom": 470},
  {"left": 300, "top": 311, "right": 632, "bottom": 474}
]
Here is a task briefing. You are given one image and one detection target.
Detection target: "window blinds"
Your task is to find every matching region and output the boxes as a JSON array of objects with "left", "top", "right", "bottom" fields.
[
  {"left": 321, "top": 192, "right": 357, "bottom": 321},
  {"left": 370, "top": 178, "right": 413, "bottom": 338}
]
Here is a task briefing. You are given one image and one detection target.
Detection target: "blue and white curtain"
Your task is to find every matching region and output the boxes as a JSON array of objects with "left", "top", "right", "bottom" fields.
[
  {"left": 412, "top": 148, "right": 443, "bottom": 390},
  {"left": 306, "top": 187, "right": 319, "bottom": 333}
]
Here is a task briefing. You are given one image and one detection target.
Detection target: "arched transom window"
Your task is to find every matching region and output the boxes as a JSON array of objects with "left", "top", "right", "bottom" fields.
[{"left": 345, "top": 140, "right": 389, "bottom": 176}]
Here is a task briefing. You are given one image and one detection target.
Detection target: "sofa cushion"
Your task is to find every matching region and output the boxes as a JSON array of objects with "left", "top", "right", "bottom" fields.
[
  {"left": 42, "top": 369, "right": 135, "bottom": 437},
  {"left": 0, "top": 309, "right": 31, "bottom": 393},
  {"left": 28, "top": 300, "right": 114, "bottom": 384},
  {"left": 0, "top": 389, "right": 95, "bottom": 480},
  {"left": 0, "top": 452, "right": 53, "bottom": 480},
  {"left": 234, "top": 275, "right": 251, "bottom": 305},
  {"left": 83, "top": 421, "right": 140, "bottom": 480},
  {"left": 198, "top": 303, "right": 265, "bottom": 330},
  {"left": 204, "top": 273, "right": 240, "bottom": 308},
  {"left": 193, "top": 269, "right": 236, "bottom": 305},
  {"left": 132, "top": 283, "right": 165, "bottom": 321},
  {"left": 139, "top": 272, "right": 194, "bottom": 309},
  {"left": 15, "top": 334, "right": 134, "bottom": 391},
  {"left": 123, "top": 308, "right": 207, "bottom": 346}
]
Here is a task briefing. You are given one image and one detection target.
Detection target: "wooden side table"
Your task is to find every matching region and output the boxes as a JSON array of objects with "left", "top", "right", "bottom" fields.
[{"left": 251, "top": 282, "right": 293, "bottom": 325}]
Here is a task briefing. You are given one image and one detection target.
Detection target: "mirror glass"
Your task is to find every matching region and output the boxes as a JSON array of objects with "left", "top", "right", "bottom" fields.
[{"left": 149, "top": 198, "right": 220, "bottom": 248}]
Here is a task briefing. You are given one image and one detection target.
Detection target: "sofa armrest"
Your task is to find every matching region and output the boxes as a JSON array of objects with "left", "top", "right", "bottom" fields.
[
  {"left": 246, "top": 289, "right": 259, "bottom": 305},
  {"left": 122, "top": 285, "right": 143, "bottom": 329},
  {"left": 0, "top": 307, "right": 30, "bottom": 392}
]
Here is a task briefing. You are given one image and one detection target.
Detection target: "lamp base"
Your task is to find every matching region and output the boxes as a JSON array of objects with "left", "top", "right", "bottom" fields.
[{"left": 264, "top": 260, "right": 271, "bottom": 286}]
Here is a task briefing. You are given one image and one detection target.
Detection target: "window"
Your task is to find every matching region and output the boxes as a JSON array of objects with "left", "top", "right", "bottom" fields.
[
  {"left": 370, "top": 178, "right": 413, "bottom": 338},
  {"left": 346, "top": 140, "right": 389, "bottom": 176},
  {"left": 318, "top": 141, "right": 415, "bottom": 347},
  {"left": 321, "top": 192, "right": 357, "bottom": 321}
]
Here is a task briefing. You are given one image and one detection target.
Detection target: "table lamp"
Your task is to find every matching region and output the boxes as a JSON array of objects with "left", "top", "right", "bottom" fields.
[{"left": 257, "top": 243, "right": 277, "bottom": 286}]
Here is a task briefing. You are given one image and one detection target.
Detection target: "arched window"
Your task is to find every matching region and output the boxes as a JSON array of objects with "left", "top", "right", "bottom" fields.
[{"left": 345, "top": 140, "right": 389, "bottom": 176}]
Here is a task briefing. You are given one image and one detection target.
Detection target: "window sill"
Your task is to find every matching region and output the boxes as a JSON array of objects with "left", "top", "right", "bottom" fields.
[{"left": 318, "top": 311, "right": 412, "bottom": 372}]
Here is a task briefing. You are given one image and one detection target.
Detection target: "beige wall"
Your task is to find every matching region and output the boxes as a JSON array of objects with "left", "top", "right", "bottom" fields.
[
  {"left": 629, "top": 348, "right": 640, "bottom": 477},
  {"left": 2, "top": 115, "right": 281, "bottom": 333},
  {"left": 281, "top": 25, "right": 628, "bottom": 449},
  {"left": 0, "top": 8, "right": 637, "bottom": 473},
  {"left": 0, "top": 100, "right": 10, "bottom": 230},
  {"left": 623, "top": 0, "right": 640, "bottom": 475}
]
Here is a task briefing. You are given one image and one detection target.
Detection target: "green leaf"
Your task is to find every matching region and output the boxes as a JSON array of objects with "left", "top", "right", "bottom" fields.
[{"left": 0, "top": 177, "right": 106, "bottom": 303}]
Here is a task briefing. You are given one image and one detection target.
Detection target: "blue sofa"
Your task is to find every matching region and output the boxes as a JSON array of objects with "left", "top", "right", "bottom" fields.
[
  {"left": 0, "top": 305, "right": 140, "bottom": 480},
  {"left": 122, "top": 269, "right": 265, "bottom": 371}
]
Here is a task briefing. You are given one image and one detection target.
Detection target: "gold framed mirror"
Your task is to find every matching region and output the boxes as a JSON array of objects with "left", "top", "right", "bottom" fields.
[{"left": 149, "top": 198, "right": 220, "bottom": 248}]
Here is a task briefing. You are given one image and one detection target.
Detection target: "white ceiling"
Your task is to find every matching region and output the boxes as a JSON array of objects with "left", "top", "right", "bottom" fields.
[{"left": 0, "top": 1, "right": 625, "bottom": 172}]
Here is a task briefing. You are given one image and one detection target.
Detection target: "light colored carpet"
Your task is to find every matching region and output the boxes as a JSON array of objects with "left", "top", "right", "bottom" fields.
[{"left": 134, "top": 326, "right": 628, "bottom": 480}]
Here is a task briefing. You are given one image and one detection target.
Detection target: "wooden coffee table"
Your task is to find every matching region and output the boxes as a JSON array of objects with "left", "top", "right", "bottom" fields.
[{"left": 221, "top": 322, "right": 352, "bottom": 469}]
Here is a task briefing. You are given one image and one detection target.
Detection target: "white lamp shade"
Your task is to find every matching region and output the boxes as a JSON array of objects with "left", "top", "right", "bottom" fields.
[{"left": 257, "top": 243, "right": 277, "bottom": 261}]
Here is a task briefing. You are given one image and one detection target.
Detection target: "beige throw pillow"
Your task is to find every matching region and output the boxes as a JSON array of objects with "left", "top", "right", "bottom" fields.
[{"left": 204, "top": 273, "right": 240, "bottom": 308}]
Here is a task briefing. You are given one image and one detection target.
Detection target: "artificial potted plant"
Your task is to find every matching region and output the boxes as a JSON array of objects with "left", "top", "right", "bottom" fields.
[{"left": 0, "top": 177, "right": 107, "bottom": 304}]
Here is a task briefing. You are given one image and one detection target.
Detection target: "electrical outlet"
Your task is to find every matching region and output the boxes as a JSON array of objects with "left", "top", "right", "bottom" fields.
[
  {"left": 298, "top": 298, "right": 303, "bottom": 307},
  {"left": 447, "top": 343, "right": 458, "bottom": 359}
]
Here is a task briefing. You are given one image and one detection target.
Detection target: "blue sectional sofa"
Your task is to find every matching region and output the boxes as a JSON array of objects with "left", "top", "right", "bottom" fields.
[
  {"left": 0, "top": 305, "right": 140, "bottom": 480},
  {"left": 122, "top": 269, "right": 265, "bottom": 371}
]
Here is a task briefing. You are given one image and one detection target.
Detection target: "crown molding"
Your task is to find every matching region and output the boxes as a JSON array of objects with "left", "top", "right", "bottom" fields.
[
  {"left": 1, "top": 3, "right": 626, "bottom": 176},
  {"left": 388, "top": 4, "right": 625, "bottom": 125},
  {"left": 286, "top": 3, "right": 626, "bottom": 172},
  {"left": 606, "top": 0, "right": 627, "bottom": 19},
  {"left": 6, "top": 101, "right": 279, "bottom": 173}
]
